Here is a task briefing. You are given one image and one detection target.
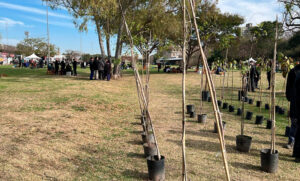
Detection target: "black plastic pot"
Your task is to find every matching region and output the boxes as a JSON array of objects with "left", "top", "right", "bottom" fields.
[
  {"left": 190, "top": 112, "right": 195, "bottom": 118},
  {"left": 256, "top": 101, "right": 262, "bottom": 107},
  {"left": 260, "top": 149, "right": 278, "bottom": 173},
  {"left": 217, "top": 100, "right": 222, "bottom": 107},
  {"left": 236, "top": 135, "right": 252, "bottom": 152},
  {"left": 214, "top": 121, "right": 226, "bottom": 133},
  {"left": 279, "top": 108, "right": 285, "bottom": 115},
  {"left": 142, "top": 133, "right": 154, "bottom": 144},
  {"left": 198, "top": 114, "right": 207, "bottom": 123},
  {"left": 265, "top": 104, "right": 270, "bottom": 110},
  {"left": 275, "top": 106, "right": 280, "bottom": 113},
  {"left": 285, "top": 126, "right": 291, "bottom": 137},
  {"left": 143, "top": 143, "right": 157, "bottom": 157},
  {"left": 237, "top": 108, "right": 242, "bottom": 116},
  {"left": 147, "top": 155, "right": 165, "bottom": 181},
  {"left": 229, "top": 105, "right": 235, "bottom": 112},
  {"left": 245, "top": 111, "right": 253, "bottom": 120},
  {"left": 255, "top": 115, "right": 264, "bottom": 125},
  {"left": 266, "top": 120, "right": 272, "bottom": 129},
  {"left": 202, "top": 91, "right": 209, "bottom": 101},
  {"left": 238, "top": 90, "right": 246, "bottom": 101},
  {"left": 207, "top": 97, "right": 212, "bottom": 102},
  {"left": 248, "top": 98, "right": 253, "bottom": 105},
  {"left": 244, "top": 97, "right": 248, "bottom": 102},
  {"left": 187, "top": 105, "right": 195, "bottom": 114},
  {"left": 222, "top": 102, "right": 228, "bottom": 109}
]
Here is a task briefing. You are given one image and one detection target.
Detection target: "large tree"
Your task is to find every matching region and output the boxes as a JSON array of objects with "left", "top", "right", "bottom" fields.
[
  {"left": 279, "top": 0, "right": 300, "bottom": 30},
  {"left": 16, "top": 37, "right": 57, "bottom": 57}
]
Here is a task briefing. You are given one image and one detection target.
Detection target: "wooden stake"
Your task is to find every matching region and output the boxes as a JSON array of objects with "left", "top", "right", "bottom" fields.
[{"left": 188, "top": 0, "right": 230, "bottom": 180}]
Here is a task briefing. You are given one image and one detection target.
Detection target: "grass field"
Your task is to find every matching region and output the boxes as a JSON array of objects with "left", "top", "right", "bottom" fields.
[{"left": 0, "top": 65, "right": 299, "bottom": 180}]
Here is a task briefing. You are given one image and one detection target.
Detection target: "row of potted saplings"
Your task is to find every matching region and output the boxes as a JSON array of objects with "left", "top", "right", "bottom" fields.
[
  {"left": 186, "top": 89, "right": 280, "bottom": 173},
  {"left": 140, "top": 113, "right": 165, "bottom": 180}
]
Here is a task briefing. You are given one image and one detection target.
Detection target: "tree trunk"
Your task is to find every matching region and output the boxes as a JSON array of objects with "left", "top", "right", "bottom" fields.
[
  {"left": 95, "top": 20, "right": 106, "bottom": 56},
  {"left": 113, "top": 17, "right": 125, "bottom": 76},
  {"left": 106, "top": 34, "right": 111, "bottom": 58}
]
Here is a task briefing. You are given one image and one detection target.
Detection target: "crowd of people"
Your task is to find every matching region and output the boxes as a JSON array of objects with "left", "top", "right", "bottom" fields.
[
  {"left": 88, "top": 57, "right": 112, "bottom": 81},
  {"left": 47, "top": 59, "right": 78, "bottom": 76}
]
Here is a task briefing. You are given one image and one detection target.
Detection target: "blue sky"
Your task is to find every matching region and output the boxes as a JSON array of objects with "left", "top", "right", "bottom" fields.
[{"left": 0, "top": 0, "right": 283, "bottom": 55}]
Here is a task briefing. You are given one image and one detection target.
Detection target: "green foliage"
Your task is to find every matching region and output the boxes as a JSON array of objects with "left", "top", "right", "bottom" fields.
[{"left": 16, "top": 37, "right": 57, "bottom": 57}]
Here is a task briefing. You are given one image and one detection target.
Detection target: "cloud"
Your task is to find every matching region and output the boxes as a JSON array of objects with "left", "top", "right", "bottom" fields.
[
  {"left": 0, "top": 2, "right": 72, "bottom": 20},
  {"left": 0, "top": 38, "right": 20, "bottom": 46},
  {"left": 218, "top": 0, "right": 284, "bottom": 25},
  {"left": 0, "top": 17, "right": 24, "bottom": 27},
  {"left": 23, "top": 16, "right": 74, "bottom": 28}
]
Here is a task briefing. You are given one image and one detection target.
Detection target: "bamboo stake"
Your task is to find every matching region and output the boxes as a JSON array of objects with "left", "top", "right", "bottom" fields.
[
  {"left": 189, "top": 0, "right": 230, "bottom": 180},
  {"left": 200, "top": 64, "right": 204, "bottom": 114},
  {"left": 181, "top": 0, "right": 188, "bottom": 180},
  {"left": 271, "top": 17, "right": 278, "bottom": 154},
  {"left": 231, "top": 67, "right": 233, "bottom": 105}
]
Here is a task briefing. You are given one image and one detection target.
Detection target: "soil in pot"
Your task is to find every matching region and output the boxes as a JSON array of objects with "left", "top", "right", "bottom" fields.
[
  {"left": 147, "top": 155, "right": 165, "bottom": 181},
  {"left": 245, "top": 111, "right": 253, "bottom": 120},
  {"left": 266, "top": 120, "right": 272, "bottom": 129},
  {"left": 285, "top": 126, "right": 291, "bottom": 137},
  {"left": 255, "top": 115, "right": 264, "bottom": 125},
  {"left": 222, "top": 102, "right": 228, "bottom": 109},
  {"left": 143, "top": 143, "right": 157, "bottom": 158},
  {"left": 248, "top": 98, "right": 253, "bottom": 104},
  {"left": 217, "top": 100, "right": 222, "bottom": 107},
  {"left": 198, "top": 114, "right": 207, "bottom": 123},
  {"left": 202, "top": 91, "right": 209, "bottom": 101},
  {"left": 236, "top": 135, "right": 252, "bottom": 152},
  {"left": 256, "top": 101, "right": 261, "bottom": 107},
  {"left": 260, "top": 149, "right": 278, "bottom": 173},
  {"left": 229, "top": 105, "right": 235, "bottom": 112},
  {"left": 237, "top": 108, "right": 242, "bottom": 116},
  {"left": 214, "top": 121, "right": 226, "bottom": 133},
  {"left": 186, "top": 105, "right": 195, "bottom": 114}
]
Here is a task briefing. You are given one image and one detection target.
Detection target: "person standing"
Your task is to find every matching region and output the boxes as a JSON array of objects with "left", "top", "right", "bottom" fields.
[
  {"left": 292, "top": 62, "right": 300, "bottom": 162},
  {"left": 55, "top": 59, "right": 59, "bottom": 75},
  {"left": 89, "top": 57, "right": 94, "bottom": 80},
  {"left": 72, "top": 58, "right": 78, "bottom": 76},
  {"left": 158, "top": 63, "right": 161, "bottom": 72},
  {"left": 104, "top": 60, "right": 112, "bottom": 81},
  {"left": 61, "top": 60, "right": 66, "bottom": 75},
  {"left": 93, "top": 57, "right": 99, "bottom": 80},
  {"left": 248, "top": 61, "right": 257, "bottom": 92},
  {"left": 99, "top": 57, "right": 105, "bottom": 80},
  {"left": 267, "top": 61, "right": 272, "bottom": 90}
]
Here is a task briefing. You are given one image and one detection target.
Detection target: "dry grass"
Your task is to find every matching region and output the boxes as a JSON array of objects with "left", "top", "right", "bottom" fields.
[{"left": 0, "top": 66, "right": 299, "bottom": 180}]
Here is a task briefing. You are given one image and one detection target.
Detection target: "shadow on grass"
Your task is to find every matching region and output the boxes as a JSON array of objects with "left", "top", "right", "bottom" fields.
[
  {"left": 127, "top": 152, "right": 145, "bottom": 158},
  {"left": 127, "top": 140, "right": 143, "bottom": 146},
  {"left": 231, "top": 161, "right": 261, "bottom": 172},
  {"left": 122, "top": 169, "right": 148, "bottom": 180}
]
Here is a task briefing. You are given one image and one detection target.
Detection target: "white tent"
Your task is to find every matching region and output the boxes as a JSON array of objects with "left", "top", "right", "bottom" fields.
[
  {"left": 25, "top": 53, "right": 41, "bottom": 60},
  {"left": 53, "top": 54, "right": 66, "bottom": 60}
]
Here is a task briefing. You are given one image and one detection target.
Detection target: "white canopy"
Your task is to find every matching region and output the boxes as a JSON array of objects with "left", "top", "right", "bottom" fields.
[
  {"left": 25, "top": 53, "right": 41, "bottom": 60},
  {"left": 53, "top": 54, "right": 66, "bottom": 60},
  {"left": 243, "top": 58, "right": 257, "bottom": 64}
]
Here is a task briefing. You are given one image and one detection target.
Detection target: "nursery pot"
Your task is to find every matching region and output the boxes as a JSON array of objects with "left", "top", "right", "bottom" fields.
[
  {"left": 147, "top": 155, "right": 165, "bottom": 181},
  {"left": 237, "top": 108, "right": 242, "bottom": 116},
  {"left": 236, "top": 135, "right": 252, "bottom": 152},
  {"left": 248, "top": 98, "right": 253, "bottom": 105},
  {"left": 266, "top": 120, "right": 272, "bottom": 129},
  {"left": 198, "top": 114, "right": 207, "bottom": 123},
  {"left": 217, "top": 100, "right": 222, "bottom": 107},
  {"left": 229, "top": 105, "right": 235, "bottom": 112},
  {"left": 244, "top": 97, "right": 248, "bottom": 102},
  {"left": 256, "top": 101, "right": 262, "bottom": 107},
  {"left": 202, "top": 91, "right": 209, "bottom": 101},
  {"left": 275, "top": 106, "right": 280, "bottom": 113},
  {"left": 190, "top": 112, "right": 195, "bottom": 118},
  {"left": 238, "top": 90, "right": 246, "bottom": 101},
  {"left": 214, "top": 121, "right": 226, "bottom": 133},
  {"left": 245, "top": 111, "right": 253, "bottom": 120},
  {"left": 222, "top": 102, "right": 228, "bottom": 109},
  {"left": 260, "top": 149, "right": 278, "bottom": 173},
  {"left": 186, "top": 105, "right": 195, "bottom": 114},
  {"left": 285, "top": 126, "right": 291, "bottom": 137},
  {"left": 255, "top": 115, "right": 264, "bottom": 125},
  {"left": 279, "top": 108, "right": 285, "bottom": 115},
  {"left": 143, "top": 143, "right": 157, "bottom": 158},
  {"left": 265, "top": 104, "right": 270, "bottom": 110},
  {"left": 142, "top": 133, "right": 155, "bottom": 144},
  {"left": 207, "top": 97, "right": 212, "bottom": 102}
]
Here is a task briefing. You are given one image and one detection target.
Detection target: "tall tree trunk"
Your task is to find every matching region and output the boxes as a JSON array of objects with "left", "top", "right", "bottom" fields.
[
  {"left": 106, "top": 34, "right": 111, "bottom": 58},
  {"left": 95, "top": 20, "right": 106, "bottom": 56},
  {"left": 113, "top": 18, "right": 125, "bottom": 75}
]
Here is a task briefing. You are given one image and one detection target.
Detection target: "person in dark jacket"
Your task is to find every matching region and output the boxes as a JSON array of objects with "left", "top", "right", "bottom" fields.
[
  {"left": 285, "top": 62, "right": 300, "bottom": 149},
  {"left": 104, "top": 60, "right": 112, "bottom": 81},
  {"left": 292, "top": 63, "right": 300, "bottom": 162},
  {"left": 248, "top": 61, "right": 257, "bottom": 92},
  {"left": 89, "top": 57, "right": 94, "bottom": 80},
  {"left": 98, "top": 57, "right": 105, "bottom": 80},
  {"left": 267, "top": 61, "right": 272, "bottom": 90},
  {"left": 93, "top": 57, "right": 99, "bottom": 80},
  {"left": 72, "top": 58, "right": 77, "bottom": 76},
  {"left": 55, "top": 59, "right": 59, "bottom": 75},
  {"left": 61, "top": 60, "right": 66, "bottom": 75}
]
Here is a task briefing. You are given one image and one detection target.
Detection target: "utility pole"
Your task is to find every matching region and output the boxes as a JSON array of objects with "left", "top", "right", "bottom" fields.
[{"left": 46, "top": 0, "right": 50, "bottom": 65}]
